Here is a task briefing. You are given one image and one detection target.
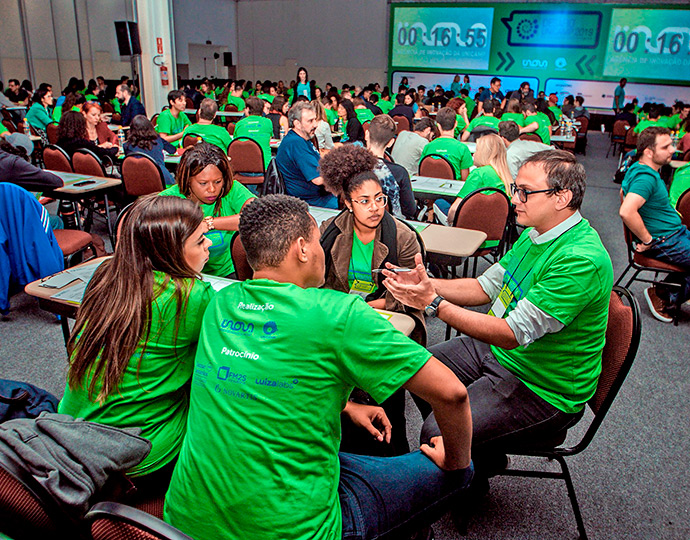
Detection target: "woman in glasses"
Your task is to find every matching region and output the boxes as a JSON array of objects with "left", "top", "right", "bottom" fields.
[{"left": 319, "top": 144, "right": 425, "bottom": 457}]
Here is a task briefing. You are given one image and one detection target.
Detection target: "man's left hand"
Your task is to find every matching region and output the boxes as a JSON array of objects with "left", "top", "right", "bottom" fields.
[{"left": 343, "top": 402, "right": 391, "bottom": 443}]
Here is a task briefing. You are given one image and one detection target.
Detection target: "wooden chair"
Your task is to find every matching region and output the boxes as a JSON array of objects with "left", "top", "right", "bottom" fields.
[
  {"left": 227, "top": 123, "right": 235, "bottom": 136},
  {"left": 182, "top": 134, "right": 200, "bottom": 148},
  {"left": 418, "top": 154, "right": 455, "bottom": 180},
  {"left": 184, "top": 97, "right": 194, "bottom": 109},
  {"left": 677, "top": 188, "right": 690, "bottom": 229},
  {"left": 87, "top": 502, "right": 192, "bottom": 540},
  {"left": 519, "top": 133, "right": 542, "bottom": 143},
  {"left": 227, "top": 137, "right": 265, "bottom": 187},
  {"left": 225, "top": 104, "right": 239, "bottom": 113},
  {"left": 622, "top": 127, "right": 638, "bottom": 156},
  {"left": 606, "top": 120, "right": 630, "bottom": 158},
  {"left": 392, "top": 115, "right": 410, "bottom": 134},
  {"left": 121, "top": 153, "right": 166, "bottom": 198},
  {"left": 150, "top": 113, "right": 160, "bottom": 128},
  {"left": 72, "top": 148, "right": 109, "bottom": 177},
  {"left": 230, "top": 233, "right": 253, "bottom": 280},
  {"left": 2, "top": 118, "right": 17, "bottom": 133},
  {"left": 43, "top": 145, "right": 72, "bottom": 173},
  {"left": 459, "top": 287, "right": 641, "bottom": 540}
]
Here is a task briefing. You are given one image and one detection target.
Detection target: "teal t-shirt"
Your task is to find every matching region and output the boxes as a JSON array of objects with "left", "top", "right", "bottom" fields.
[
  {"left": 490, "top": 218, "right": 613, "bottom": 414},
  {"left": 500, "top": 113, "right": 525, "bottom": 127},
  {"left": 160, "top": 182, "right": 255, "bottom": 276},
  {"left": 622, "top": 161, "right": 683, "bottom": 238},
  {"left": 58, "top": 272, "right": 214, "bottom": 476},
  {"left": 156, "top": 109, "right": 192, "bottom": 147},
  {"left": 348, "top": 231, "right": 376, "bottom": 292},
  {"left": 465, "top": 115, "right": 500, "bottom": 134},
  {"left": 669, "top": 162, "right": 690, "bottom": 208},
  {"left": 419, "top": 137, "right": 473, "bottom": 179},
  {"left": 296, "top": 82, "right": 311, "bottom": 99},
  {"left": 164, "top": 280, "right": 431, "bottom": 540},
  {"left": 233, "top": 115, "right": 274, "bottom": 168},
  {"left": 184, "top": 123, "right": 232, "bottom": 153},
  {"left": 613, "top": 86, "right": 626, "bottom": 109},
  {"left": 25, "top": 103, "right": 53, "bottom": 130}
]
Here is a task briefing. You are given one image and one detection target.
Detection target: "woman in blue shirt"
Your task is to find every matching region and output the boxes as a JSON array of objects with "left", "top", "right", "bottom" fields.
[
  {"left": 25, "top": 88, "right": 54, "bottom": 133},
  {"left": 292, "top": 66, "right": 314, "bottom": 104},
  {"left": 124, "top": 114, "right": 176, "bottom": 185}
]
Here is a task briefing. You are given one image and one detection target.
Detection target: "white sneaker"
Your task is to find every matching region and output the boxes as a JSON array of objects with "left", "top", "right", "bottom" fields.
[{"left": 643, "top": 287, "right": 673, "bottom": 323}]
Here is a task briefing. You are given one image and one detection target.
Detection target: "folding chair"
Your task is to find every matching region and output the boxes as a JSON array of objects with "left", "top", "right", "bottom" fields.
[
  {"left": 393, "top": 115, "right": 410, "bottom": 134},
  {"left": 87, "top": 502, "right": 192, "bottom": 540},
  {"left": 606, "top": 120, "right": 630, "bottom": 159},
  {"left": 121, "top": 153, "right": 166, "bottom": 199},
  {"left": 43, "top": 145, "right": 72, "bottom": 173},
  {"left": 228, "top": 137, "right": 266, "bottom": 188},
  {"left": 460, "top": 287, "right": 641, "bottom": 540}
]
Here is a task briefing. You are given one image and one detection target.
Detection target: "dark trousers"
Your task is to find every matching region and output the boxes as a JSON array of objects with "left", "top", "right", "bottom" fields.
[{"left": 419, "top": 337, "right": 581, "bottom": 459}]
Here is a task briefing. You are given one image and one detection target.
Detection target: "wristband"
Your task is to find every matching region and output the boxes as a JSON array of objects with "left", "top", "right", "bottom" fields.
[
  {"left": 643, "top": 238, "right": 655, "bottom": 246},
  {"left": 204, "top": 216, "right": 215, "bottom": 231}
]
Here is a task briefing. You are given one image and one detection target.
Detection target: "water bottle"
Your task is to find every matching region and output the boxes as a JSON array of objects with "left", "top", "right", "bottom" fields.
[
  {"left": 280, "top": 126, "right": 285, "bottom": 139},
  {"left": 23, "top": 118, "right": 31, "bottom": 136},
  {"left": 58, "top": 200, "right": 78, "bottom": 229},
  {"left": 117, "top": 128, "right": 125, "bottom": 151}
]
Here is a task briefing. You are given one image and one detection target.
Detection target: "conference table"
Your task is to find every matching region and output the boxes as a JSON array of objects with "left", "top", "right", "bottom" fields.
[
  {"left": 25, "top": 257, "right": 416, "bottom": 344},
  {"left": 411, "top": 175, "right": 465, "bottom": 201},
  {"left": 308, "top": 206, "right": 486, "bottom": 259},
  {"left": 44, "top": 170, "right": 121, "bottom": 244}
]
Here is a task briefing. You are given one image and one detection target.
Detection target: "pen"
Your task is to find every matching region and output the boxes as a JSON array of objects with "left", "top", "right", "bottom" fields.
[{"left": 372, "top": 268, "right": 413, "bottom": 273}]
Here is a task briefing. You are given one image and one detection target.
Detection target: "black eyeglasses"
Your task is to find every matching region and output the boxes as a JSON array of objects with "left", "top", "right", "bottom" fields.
[{"left": 510, "top": 183, "right": 556, "bottom": 203}]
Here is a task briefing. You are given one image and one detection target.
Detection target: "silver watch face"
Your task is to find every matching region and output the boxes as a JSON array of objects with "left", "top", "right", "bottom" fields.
[{"left": 424, "top": 304, "right": 437, "bottom": 317}]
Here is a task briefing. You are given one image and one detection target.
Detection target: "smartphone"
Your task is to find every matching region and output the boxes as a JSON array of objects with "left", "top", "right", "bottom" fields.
[{"left": 74, "top": 180, "right": 96, "bottom": 187}]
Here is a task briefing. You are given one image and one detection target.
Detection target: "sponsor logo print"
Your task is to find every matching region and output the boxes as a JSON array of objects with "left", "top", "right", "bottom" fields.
[
  {"left": 521, "top": 58, "right": 548, "bottom": 69},
  {"left": 220, "top": 347, "right": 259, "bottom": 360},
  {"left": 220, "top": 319, "right": 254, "bottom": 334},
  {"left": 262, "top": 321, "right": 278, "bottom": 337},
  {"left": 237, "top": 302, "right": 274, "bottom": 311}
]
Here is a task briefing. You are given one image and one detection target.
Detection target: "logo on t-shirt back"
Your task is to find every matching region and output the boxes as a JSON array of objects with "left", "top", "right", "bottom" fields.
[{"left": 220, "top": 319, "right": 254, "bottom": 335}]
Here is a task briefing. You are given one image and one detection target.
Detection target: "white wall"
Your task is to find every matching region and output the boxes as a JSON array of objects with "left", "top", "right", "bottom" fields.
[
  {"left": 236, "top": 0, "right": 388, "bottom": 87},
  {"left": 172, "top": 0, "right": 237, "bottom": 78}
]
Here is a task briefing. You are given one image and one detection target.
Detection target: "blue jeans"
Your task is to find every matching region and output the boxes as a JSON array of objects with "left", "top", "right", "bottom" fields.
[
  {"left": 339, "top": 452, "right": 473, "bottom": 540},
  {"left": 646, "top": 226, "right": 690, "bottom": 304},
  {"left": 307, "top": 192, "right": 339, "bottom": 209}
]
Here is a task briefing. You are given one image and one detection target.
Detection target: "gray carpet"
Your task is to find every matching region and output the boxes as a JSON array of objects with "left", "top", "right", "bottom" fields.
[{"left": 1, "top": 132, "right": 688, "bottom": 539}]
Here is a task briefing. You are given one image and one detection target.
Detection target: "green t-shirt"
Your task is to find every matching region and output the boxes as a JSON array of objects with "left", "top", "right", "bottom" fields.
[
  {"left": 500, "top": 113, "right": 525, "bottom": 127},
  {"left": 184, "top": 123, "right": 232, "bottom": 153},
  {"left": 111, "top": 98, "right": 121, "bottom": 114},
  {"left": 355, "top": 108, "right": 375, "bottom": 124},
  {"left": 58, "top": 272, "right": 214, "bottom": 476},
  {"left": 463, "top": 97, "right": 476, "bottom": 119},
  {"left": 457, "top": 165, "right": 506, "bottom": 248},
  {"left": 0, "top": 122, "right": 7, "bottom": 136},
  {"left": 490, "top": 218, "right": 613, "bottom": 414},
  {"left": 348, "top": 231, "right": 376, "bottom": 292},
  {"left": 156, "top": 109, "right": 192, "bottom": 147},
  {"left": 325, "top": 107, "right": 338, "bottom": 126},
  {"left": 377, "top": 99, "right": 394, "bottom": 114},
  {"left": 242, "top": 91, "right": 250, "bottom": 99},
  {"left": 419, "top": 137, "right": 473, "bottom": 179},
  {"left": 257, "top": 93, "right": 275, "bottom": 104},
  {"left": 52, "top": 105, "right": 63, "bottom": 123},
  {"left": 454, "top": 114, "right": 467, "bottom": 138},
  {"left": 663, "top": 114, "right": 681, "bottom": 130},
  {"left": 164, "top": 280, "right": 431, "bottom": 540},
  {"left": 633, "top": 118, "right": 663, "bottom": 134},
  {"left": 160, "top": 182, "right": 254, "bottom": 276},
  {"left": 525, "top": 113, "right": 551, "bottom": 145},
  {"left": 669, "top": 163, "right": 690, "bottom": 208},
  {"left": 548, "top": 106, "right": 562, "bottom": 119},
  {"left": 622, "top": 161, "right": 683, "bottom": 238},
  {"left": 465, "top": 115, "right": 500, "bottom": 134},
  {"left": 223, "top": 95, "right": 246, "bottom": 112},
  {"left": 233, "top": 115, "right": 274, "bottom": 168}
]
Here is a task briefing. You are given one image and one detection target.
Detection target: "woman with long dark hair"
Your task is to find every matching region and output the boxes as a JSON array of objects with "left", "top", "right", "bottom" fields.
[
  {"left": 160, "top": 142, "right": 255, "bottom": 277},
  {"left": 338, "top": 99, "right": 364, "bottom": 143},
  {"left": 56, "top": 110, "right": 117, "bottom": 163},
  {"left": 59, "top": 195, "right": 214, "bottom": 482},
  {"left": 124, "top": 114, "right": 176, "bottom": 185},
  {"left": 292, "top": 66, "right": 314, "bottom": 103}
]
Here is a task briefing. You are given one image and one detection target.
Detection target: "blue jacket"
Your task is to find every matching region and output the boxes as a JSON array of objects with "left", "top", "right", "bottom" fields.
[
  {"left": 0, "top": 183, "right": 64, "bottom": 313},
  {"left": 120, "top": 97, "right": 147, "bottom": 126}
]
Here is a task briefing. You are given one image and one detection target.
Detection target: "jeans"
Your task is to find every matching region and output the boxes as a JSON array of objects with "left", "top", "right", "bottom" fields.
[
  {"left": 646, "top": 226, "right": 690, "bottom": 304},
  {"left": 420, "top": 337, "right": 582, "bottom": 457},
  {"left": 306, "top": 192, "right": 339, "bottom": 209},
  {"left": 339, "top": 451, "right": 473, "bottom": 540}
]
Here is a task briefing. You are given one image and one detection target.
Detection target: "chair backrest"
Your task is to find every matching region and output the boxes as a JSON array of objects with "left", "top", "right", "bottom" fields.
[
  {"left": 624, "top": 127, "right": 637, "bottom": 148},
  {"left": 612, "top": 120, "right": 630, "bottom": 139},
  {"left": 102, "top": 102, "right": 114, "bottom": 114},
  {"left": 453, "top": 188, "right": 511, "bottom": 253},
  {"left": 182, "top": 134, "right": 200, "bottom": 148},
  {"left": 419, "top": 154, "right": 455, "bottom": 180},
  {"left": 185, "top": 97, "right": 194, "bottom": 109},
  {"left": 230, "top": 233, "right": 253, "bottom": 281},
  {"left": 573, "top": 286, "right": 640, "bottom": 452},
  {"left": 576, "top": 116, "right": 589, "bottom": 135},
  {"left": 43, "top": 145, "right": 72, "bottom": 173},
  {"left": 87, "top": 501, "right": 193, "bottom": 540},
  {"left": 392, "top": 115, "right": 410, "bottom": 134},
  {"left": 46, "top": 123, "right": 59, "bottom": 145},
  {"left": 677, "top": 188, "right": 690, "bottom": 229},
  {"left": 469, "top": 127, "right": 499, "bottom": 142},
  {"left": 225, "top": 103, "right": 238, "bottom": 113},
  {"left": 72, "top": 148, "right": 107, "bottom": 177},
  {"left": 2, "top": 119, "right": 17, "bottom": 133},
  {"left": 227, "top": 123, "right": 235, "bottom": 136},
  {"left": 228, "top": 137, "right": 265, "bottom": 174},
  {"left": 519, "top": 133, "right": 542, "bottom": 143},
  {"left": 682, "top": 149, "right": 690, "bottom": 162},
  {"left": 150, "top": 113, "right": 159, "bottom": 128},
  {"left": 121, "top": 153, "right": 166, "bottom": 197}
]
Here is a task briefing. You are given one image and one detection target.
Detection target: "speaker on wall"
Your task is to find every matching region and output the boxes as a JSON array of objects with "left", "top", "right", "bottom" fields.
[
  {"left": 223, "top": 52, "right": 233, "bottom": 67},
  {"left": 114, "top": 21, "right": 142, "bottom": 56}
]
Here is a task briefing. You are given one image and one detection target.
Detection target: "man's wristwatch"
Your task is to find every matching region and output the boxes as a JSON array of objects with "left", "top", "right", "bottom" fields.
[{"left": 424, "top": 295, "right": 445, "bottom": 318}]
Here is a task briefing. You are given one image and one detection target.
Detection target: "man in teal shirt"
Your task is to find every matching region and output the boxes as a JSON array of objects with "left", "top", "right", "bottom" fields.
[
  {"left": 164, "top": 194, "right": 474, "bottom": 540},
  {"left": 613, "top": 78, "right": 627, "bottom": 114},
  {"left": 620, "top": 126, "right": 690, "bottom": 322},
  {"left": 385, "top": 149, "right": 613, "bottom": 474}
]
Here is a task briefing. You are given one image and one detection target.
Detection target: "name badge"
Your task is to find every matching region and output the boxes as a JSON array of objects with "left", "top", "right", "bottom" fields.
[
  {"left": 349, "top": 278, "right": 376, "bottom": 298},
  {"left": 488, "top": 283, "right": 514, "bottom": 319}
]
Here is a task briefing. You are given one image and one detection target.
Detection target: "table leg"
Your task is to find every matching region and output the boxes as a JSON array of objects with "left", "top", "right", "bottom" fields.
[
  {"left": 103, "top": 193, "right": 115, "bottom": 246},
  {"left": 60, "top": 315, "right": 71, "bottom": 348}
]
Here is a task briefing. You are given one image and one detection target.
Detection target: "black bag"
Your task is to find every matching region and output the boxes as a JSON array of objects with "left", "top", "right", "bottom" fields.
[
  {"left": 0, "top": 380, "right": 59, "bottom": 423},
  {"left": 260, "top": 158, "right": 285, "bottom": 196}
]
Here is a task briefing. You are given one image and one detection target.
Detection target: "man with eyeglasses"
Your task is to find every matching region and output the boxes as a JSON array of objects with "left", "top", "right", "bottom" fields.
[{"left": 384, "top": 149, "right": 613, "bottom": 480}]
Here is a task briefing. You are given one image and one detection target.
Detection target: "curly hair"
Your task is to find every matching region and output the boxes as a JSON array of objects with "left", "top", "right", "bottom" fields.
[
  {"left": 318, "top": 144, "right": 378, "bottom": 200},
  {"left": 239, "top": 195, "right": 313, "bottom": 270},
  {"left": 58, "top": 110, "right": 88, "bottom": 141}
]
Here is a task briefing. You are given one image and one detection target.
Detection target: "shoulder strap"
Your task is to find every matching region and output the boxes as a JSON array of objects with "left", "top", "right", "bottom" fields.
[
  {"left": 367, "top": 212, "right": 398, "bottom": 301},
  {"left": 320, "top": 209, "right": 350, "bottom": 282}
]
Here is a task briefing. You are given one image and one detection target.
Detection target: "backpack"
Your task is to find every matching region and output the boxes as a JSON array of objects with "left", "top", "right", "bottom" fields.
[
  {"left": 260, "top": 158, "right": 285, "bottom": 196},
  {"left": 0, "top": 380, "right": 59, "bottom": 423},
  {"left": 320, "top": 211, "right": 398, "bottom": 301},
  {"left": 614, "top": 150, "right": 637, "bottom": 184}
]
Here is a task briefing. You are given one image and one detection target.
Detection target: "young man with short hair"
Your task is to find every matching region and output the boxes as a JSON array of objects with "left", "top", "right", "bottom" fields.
[
  {"left": 421, "top": 107, "right": 473, "bottom": 180},
  {"left": 224, "top": 82, "right": 246, "bottom": 112},
  {"left": 613, "top": 78, "right": 627, "bottom": 114},
  {"left": 620, "top": 126, "right": 690, "bottom": 322},
  {"left": 391, "top": 117, "right": 436, "bottom": 179},
  {"left": 499, "top": 120, "right": 552, "bottom": 180},
  {"left": 184, "top": 98, "right": 232, "bottom": 153},
  {"left": 164, "top": 194, "right": 474, "bottom": 540},
  {"left": 156, "top": 89, "right": 191, "bottom": 147},
  {"left": 233, "top": 97, "right": 274, "bottom": 168},
  {"left": 520, "top": 102, "right": 552, "bottom": 145},
  {"left": 461, "top": 100, "right": 500, "bottom": 142}
]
